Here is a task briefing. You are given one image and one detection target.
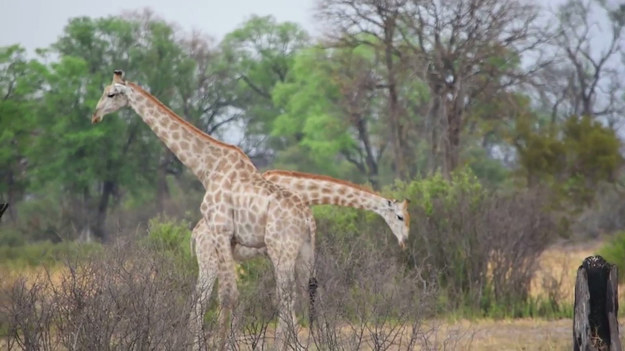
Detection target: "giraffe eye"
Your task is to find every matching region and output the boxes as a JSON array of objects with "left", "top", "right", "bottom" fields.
[
  {"left": 397, "top": 215, "right": 404, "bottom": 221},
  {"left": 107, "top": 92, "right": 117, "bottom": 98}
]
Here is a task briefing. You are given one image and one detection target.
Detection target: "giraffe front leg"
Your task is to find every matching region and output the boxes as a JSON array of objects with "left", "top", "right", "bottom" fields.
[
  {"left": 189, "top": 220, "right": 219, "bottom": 351},
  {"left": 201, "top": 197, "right": 239, "bottom": 349}
]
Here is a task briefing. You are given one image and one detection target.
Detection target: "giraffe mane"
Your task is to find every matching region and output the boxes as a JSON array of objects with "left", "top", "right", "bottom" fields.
[
  {"left": 263, "top": 170, "right": 381, "bottom": 197},
  {"left": 127, "top": 81, "right": 253, "bottom": 164}
]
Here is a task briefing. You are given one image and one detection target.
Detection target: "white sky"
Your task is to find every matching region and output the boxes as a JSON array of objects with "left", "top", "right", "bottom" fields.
[{"left": 0, "top": 0, "right": 318, "bottom": 53}]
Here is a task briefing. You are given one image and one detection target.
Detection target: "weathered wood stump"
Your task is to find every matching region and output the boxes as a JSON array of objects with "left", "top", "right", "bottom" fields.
[
  {"left": 0, "top": 203, "right": 7, "bottom": 220},
  {"left": 574, "top": 255, "right": 621, "bottom": 351}
]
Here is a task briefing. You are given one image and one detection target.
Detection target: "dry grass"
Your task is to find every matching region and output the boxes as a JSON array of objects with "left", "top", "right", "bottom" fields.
[
  {"left": 2, "top": 239, "right": 622, "bottom": 350},
  {"left": 454, "top": 318, "right": 571, "bottom": 350},
  {"left": 530, "top": 240, "right": 602, "bottom": 304}
]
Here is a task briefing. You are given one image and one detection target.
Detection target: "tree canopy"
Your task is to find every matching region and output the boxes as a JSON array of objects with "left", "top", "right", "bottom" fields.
[{"left": 1, "top": 0, "right": 624, "bottom": 242}]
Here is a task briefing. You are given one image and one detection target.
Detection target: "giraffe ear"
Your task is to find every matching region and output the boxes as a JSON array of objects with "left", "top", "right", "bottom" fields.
[{"left": 113, "top": 70, "right": 126, "bottom": 84}]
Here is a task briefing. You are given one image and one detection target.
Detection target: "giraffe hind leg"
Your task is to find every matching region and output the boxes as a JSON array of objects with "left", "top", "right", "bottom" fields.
[{"left": 295, "top": 240, "right": 316, "bottom": 327}]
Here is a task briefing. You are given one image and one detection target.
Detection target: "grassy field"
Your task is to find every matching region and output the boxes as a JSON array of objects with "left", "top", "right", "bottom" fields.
[{"left": 1, "top": 239, "right": 621, "bottom": 350}]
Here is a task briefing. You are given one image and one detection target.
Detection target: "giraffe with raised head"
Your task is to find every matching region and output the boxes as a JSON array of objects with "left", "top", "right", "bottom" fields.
[{"left": 91, "top": 70, "right": 316, "bottom": 350}]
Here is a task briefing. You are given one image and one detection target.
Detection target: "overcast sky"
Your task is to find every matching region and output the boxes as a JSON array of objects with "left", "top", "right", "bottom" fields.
[{"left": 0, "top": 0, "right": 318, "bottom": 53}]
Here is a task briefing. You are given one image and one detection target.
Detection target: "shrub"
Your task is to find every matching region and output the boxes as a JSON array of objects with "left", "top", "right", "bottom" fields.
[
  {"left": 0, "top": 239, "right": 197, "bottom": 351},
  {"left": 0, "top": 241, "right": 100, "bottom": 270},
  {"left": 598, "top": 231, "right": 625, "bottom": 283},
  {"left": 0, "top": 221, "right": 465, "bottom": 350},
  {"left": 0, "top": 278, "right": 54, "bottom": 351},
  {"left": 143, "top": 216, "right": 196, "bottom": 273},
  {"left": 388, "top": 168, "right": 556, "bottom": 317}
]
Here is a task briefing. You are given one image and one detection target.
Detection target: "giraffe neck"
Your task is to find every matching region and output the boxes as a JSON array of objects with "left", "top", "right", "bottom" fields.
[
  {"left": 126, "top": 82, "right": 254, "bottom": 183},
  {"left": 263, "top": 170, "right": 388, "bottom": 214}
]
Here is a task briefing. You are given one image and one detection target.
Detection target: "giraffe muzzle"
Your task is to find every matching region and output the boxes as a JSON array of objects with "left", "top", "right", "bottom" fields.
[
  {"left": 399, "top": 240, "right": 407, "bottom": 250},
  {"left": 91, "top": 114, "right": 102, "bottom": 124}
]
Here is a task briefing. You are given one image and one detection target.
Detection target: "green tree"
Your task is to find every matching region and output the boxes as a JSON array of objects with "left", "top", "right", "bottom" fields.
[
  {"left": 0, "top": 45, "right": 47, "bottom": 221},
  {"left": 220, "top": 15, "right": 310, "bottom": 162},
  {"left": 273, "top": 46, "right": 392, "bottom": 186},
  {"left": 317, "top": 0, "right": 410, "bottom": 179},
  {"left": 515, "top": 114, "right": 622, "bottom": 206},
  {"left": 27, "top": 15, "right": 199, "bottom": 241}
]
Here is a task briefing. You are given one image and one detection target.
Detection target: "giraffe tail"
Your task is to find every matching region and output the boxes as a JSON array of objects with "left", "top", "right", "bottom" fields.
[
  {"left": 308, "top": 276, "right": 318, "bottom": 327},
  {"left": 306, "top": 214, "right": 317, "bottom": 328}
]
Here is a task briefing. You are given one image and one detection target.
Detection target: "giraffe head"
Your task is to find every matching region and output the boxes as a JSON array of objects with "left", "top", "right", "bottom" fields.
[
  {"left": 380, "top": 199, "right": 410, "bottom": 249},
  {"left": 92, "top": 70, "right": 131, "bottom": 124}
]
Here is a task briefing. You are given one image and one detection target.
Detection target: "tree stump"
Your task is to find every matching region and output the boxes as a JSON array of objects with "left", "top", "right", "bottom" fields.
[{"left": 574, "top": 255, "right": 621, "bottom": 351}]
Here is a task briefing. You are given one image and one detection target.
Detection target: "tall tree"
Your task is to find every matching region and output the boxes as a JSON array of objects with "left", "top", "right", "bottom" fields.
[
  {"left": 178, "top": 31, "right": 240, "bottom": 138},
  {"left": 273, "top": 46, "right": 391, "bottom": 187},
  {"left": 398, "top": 0, "right": 542, "bottom": 176},
  {"left": 316, "top": 0, "right": 410, "bottom": 179},
  {"left": 29, "top": 15, "right": 196, "bottom": 241},
  {"left": 219, "top": 15, "right": 310, "bottom": 165},
  {"left": 0, "top": 45, "right": 46, "bottom": 221},
  {"left": 538, "top": 0, "right": 625, "bottom": 127}
]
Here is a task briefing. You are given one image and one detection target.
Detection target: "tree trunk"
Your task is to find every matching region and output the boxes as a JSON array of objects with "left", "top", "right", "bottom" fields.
[
  {"left": 156, "top": 151, "right": 173, "bottom": 214},
  {"left": 444, "top": 103, "right": 462, "bottom": 177},
  {"left": 354, "top": 114, "right": 379, "bottom": 189},
  {"left": 384, "top": 25, "right": 405, "bottom": 180},
  {"left": 5, "top": 170, "right": 17, "bottom": 221},
  {"left": 442, "top": 83, "right": 466, "bottom": 178},
  {"left": 93, "top": 180, "right": 115, "bottom": 242},
  {"left": 0, "top": 203, "right": 8, "bottom": 220}
]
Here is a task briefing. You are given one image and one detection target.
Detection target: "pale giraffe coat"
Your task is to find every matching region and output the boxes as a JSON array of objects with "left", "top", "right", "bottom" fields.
[
  {"left": 192, "top": 169, "right": 410, "bottom": 262},
  {"left": 92, "top": 71, "right": 315, "bottom": 350}
]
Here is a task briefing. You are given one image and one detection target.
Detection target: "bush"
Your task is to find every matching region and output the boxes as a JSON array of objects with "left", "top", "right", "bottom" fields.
[
  {"left": 305, "top": 168, "right": 559, "bottom": 318},
  {"left": 0, "top": 241, "right": 100, "bottom": 269},
  {"left": 598, "top": 231, "right": 625, "bottom": 283},
  {"left": 0, "top": 220, "right": 467, "bottom": 350},
  {"left": 0, "top": 228, "right": 25, "bottom": 247},
  {"left": 0, "top": 239, "right": 197, "bottom": 351},
  {"left": 404, "top": 170, "right": 554, "bottom": 316},
  {"left": 144, "top": 216, "right": 193, "bottom": 258}
]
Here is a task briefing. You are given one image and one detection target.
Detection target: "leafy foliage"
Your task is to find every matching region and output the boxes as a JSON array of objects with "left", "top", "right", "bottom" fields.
[
  {"left": 220, "top": 15, "right": 310, "bottom": 156},
  {"left": 598, "top": 232, "right": 625, "bottom": 283},
  {"left": 144, "top": 216, "right": 195, "bottom": 271},
  {"left": 1, "top": 2, "right": 625, "bottom": 324},
  {"left": 516, "top": 114, "right": 622, "bottom": 206},
  {"left": 0, "top": 45, "right": 47, "bottom": 219}
]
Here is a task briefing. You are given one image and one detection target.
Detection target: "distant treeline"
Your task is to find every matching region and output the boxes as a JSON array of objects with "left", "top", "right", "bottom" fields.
[{"left": 1, "top": 0, "right": 624, "bottom": 242}]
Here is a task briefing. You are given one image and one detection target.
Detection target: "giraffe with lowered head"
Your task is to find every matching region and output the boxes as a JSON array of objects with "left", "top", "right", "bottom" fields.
[
  {"left": 191, "top": 170, "right": 410, "bottom": 329},
  {"left": 91, "top": 70, "right": 316, "bottom": 350},
  {"left": 189, "top": 170, "right": 410, "bottom": 347},
  {"left": 193, "top": 169, "right": 410, "bottom": 262}
]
